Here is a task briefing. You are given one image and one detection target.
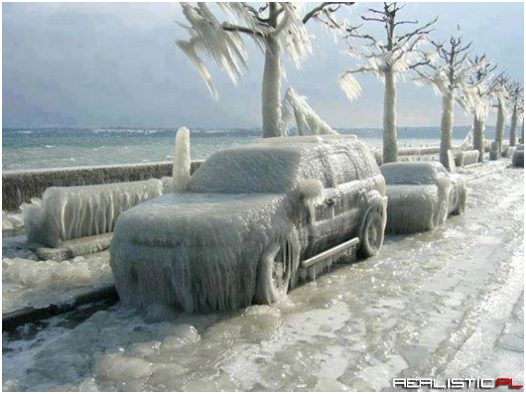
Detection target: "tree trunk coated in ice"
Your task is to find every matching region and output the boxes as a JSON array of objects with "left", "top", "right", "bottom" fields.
[
  {"left": 262, "top": 37, "right": 283, "bottom": 138},
  {"left": 509, "top": 104, "right": 518, "bottom": 147},
  {"left": 440, "top": 91, "right": 454, "bottom": 170},
  {"left": 473, "top": 114, "right": 485, "bottom": 163},
  {"left": 383, "top": 69, "right": 398, "bottom": 163},
  {"left": 495, "top": 99, "right": 505, "bottom": 154}
]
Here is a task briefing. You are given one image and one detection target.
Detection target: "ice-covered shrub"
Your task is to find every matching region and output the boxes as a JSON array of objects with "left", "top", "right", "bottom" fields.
[
  {"left": 489, "top": 141, "right": 500, "bottom": 161},
  {"left": 512, "top": 145, "right": 524, "bottom": 167},
  {"left": 25, "top": 179, "right": 163, "bottom": 247}
]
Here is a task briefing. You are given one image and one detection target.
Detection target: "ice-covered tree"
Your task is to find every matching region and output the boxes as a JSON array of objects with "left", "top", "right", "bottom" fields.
[
  {"left": 466, "top": 54, "right": 497, "bottom": 162},
  {"left": 282, "top": 87, "right": 338, "bottom": 136},
  {"left": 176, "top": 2, "right": 353, "bottom": 138},
  {"left": 339, "top": 2, "right": 436, "bottom": 164},
  {"left": 414, "top": 35, "right": 483, "bottom": 170},
  {"left": 491, "top": 74, "right": 510, "bottom": 156},
  {"left": 506, "top": 81, "right": 524, "bottom": 147}
]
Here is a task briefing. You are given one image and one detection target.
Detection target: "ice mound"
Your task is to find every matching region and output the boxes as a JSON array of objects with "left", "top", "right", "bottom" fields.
[
  {"left": 3, "top": 257, "right": 92, "bottom": 288},
  {"left": 24, "top": 179, "right": 163, "bottom": 247}
]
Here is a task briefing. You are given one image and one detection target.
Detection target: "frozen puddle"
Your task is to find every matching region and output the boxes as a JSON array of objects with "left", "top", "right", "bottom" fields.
[{"left": 2, "top": 161, "right": 524, "bottom": 391}]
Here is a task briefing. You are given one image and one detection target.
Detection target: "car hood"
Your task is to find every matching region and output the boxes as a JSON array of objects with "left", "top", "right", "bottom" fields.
[{"left": 113, "top": 192, "right": 288, "bottom": 247}]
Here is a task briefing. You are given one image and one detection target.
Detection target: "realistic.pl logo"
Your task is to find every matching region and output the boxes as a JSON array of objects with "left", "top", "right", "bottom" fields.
[{"left": 393, "top": 378, "right": 523, "bottom": 390}]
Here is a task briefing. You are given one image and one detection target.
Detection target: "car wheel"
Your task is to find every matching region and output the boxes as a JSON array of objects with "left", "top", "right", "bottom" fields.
[
  {"left": 429, "top": 207, "right": 441, "bottom": 230},
  {"left": 451, "top": 187, "right": 467, "bottom": 216},
  {"left": 255, "top": 240, "right": 293, "bottom": 304},
  {"left": 358, "top": 207, "right": 384, "bottom": 258}
]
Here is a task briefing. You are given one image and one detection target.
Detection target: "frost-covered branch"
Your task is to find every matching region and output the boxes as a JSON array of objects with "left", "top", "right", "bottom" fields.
[
  {"left": 282, "top": 87, "right": 338, "bottom": 136},
  {"left": 416, "top": 35, "right": 484, "bottom": 169},
  {"left": 177, "top": 2, "right": 354, "bottom": 138}
]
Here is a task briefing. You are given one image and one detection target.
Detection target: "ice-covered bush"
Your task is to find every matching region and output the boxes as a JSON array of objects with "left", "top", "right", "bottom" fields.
[
  {"left": 512, "top": 145, "right": 524, "bottom": 167},
  {"left": 25, "top": 179, "right": 163, "bottom": 247}
]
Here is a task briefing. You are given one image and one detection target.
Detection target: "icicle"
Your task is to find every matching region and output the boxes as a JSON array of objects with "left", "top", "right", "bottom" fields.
[
  {"left": 338, "top": 72, "right": 362, "bottom": 101},
  {"left": 297, "top": 179, "right": 325, "bottom": 226},
  {"left": 283, "top": 87, "right": 338, "bottom": 136}
]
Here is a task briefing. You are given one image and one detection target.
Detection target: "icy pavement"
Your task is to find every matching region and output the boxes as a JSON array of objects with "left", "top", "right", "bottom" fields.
[
  {"left": 2, "top": 160, "right": 524, "bottom": 391},
  {"left": 2, "top": 241, "right": 113, "bottom": 313}
]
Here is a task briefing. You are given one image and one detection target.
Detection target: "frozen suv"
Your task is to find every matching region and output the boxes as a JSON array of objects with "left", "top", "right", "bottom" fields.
[{"left": 110, "top": 136, "right": 387, "bottom": 312}]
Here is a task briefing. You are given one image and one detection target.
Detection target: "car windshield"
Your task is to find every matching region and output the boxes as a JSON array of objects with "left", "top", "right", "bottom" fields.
[{"left": 188, "top": 147, "right": 302, "bottom": 194}]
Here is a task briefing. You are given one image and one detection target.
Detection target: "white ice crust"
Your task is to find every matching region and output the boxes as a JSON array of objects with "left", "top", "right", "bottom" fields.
[
  {"left": 283, "top": 87, "right": 338, "bottom": 136},
  {"left": 24, "top": 179, "right": 163, "bottom": 248}
]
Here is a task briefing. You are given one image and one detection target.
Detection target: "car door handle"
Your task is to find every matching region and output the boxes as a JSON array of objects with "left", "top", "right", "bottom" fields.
[{"left": 325, "top": 198, "right": 335, "bottom": 206}]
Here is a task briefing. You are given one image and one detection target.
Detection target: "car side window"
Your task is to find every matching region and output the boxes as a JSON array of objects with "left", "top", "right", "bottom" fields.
[
  {"left": 325, "top": 151, "right": 358, "bottom": 186},
  {"left": 299, "top": 155, "right": 332, "bottom": 188}
]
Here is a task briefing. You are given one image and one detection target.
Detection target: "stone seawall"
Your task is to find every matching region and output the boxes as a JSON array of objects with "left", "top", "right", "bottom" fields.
[{"left": 2, "top": 161, "right": 204, "bottom": 212}]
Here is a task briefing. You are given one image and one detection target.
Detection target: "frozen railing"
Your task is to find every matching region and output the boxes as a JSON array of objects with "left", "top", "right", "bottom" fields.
[
  {"left": 2, "top": 161, "right": 204, "bottom": 212},
  {"left": 24, "top": 179, "right": 164, "bottom": 248}
]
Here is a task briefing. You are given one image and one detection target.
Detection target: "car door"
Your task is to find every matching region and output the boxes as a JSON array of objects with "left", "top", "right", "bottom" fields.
[{"left": 308, "top": 150, "right": 361, "bottom": 254}]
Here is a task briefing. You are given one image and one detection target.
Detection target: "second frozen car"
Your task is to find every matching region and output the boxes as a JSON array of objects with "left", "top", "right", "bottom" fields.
[{"left": 380, "top": 161, "right": 467, "bottom": 234}]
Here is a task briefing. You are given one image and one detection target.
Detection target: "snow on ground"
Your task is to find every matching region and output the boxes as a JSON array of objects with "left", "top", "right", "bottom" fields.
[{"left": 2, "top": 159, "right": 523, "bottom": 391}]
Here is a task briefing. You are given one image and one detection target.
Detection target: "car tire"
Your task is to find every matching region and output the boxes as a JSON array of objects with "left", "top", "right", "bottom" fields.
[
  {"left": 451, "top": 187, "right": 467, "bottom": 216},
  {"left": 358, "top": 207, "right": 385, "bottom": 258},
  {"left": 429, "top": 207, "right": 441, "bottom": 230},
  {"left": 254, "top": 240, "right": 293, "bottom": 305}
]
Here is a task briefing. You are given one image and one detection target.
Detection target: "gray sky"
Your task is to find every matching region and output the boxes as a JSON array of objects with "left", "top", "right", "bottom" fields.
[{"left": 2, "top": 2, "right": 524, "bottom": 129}]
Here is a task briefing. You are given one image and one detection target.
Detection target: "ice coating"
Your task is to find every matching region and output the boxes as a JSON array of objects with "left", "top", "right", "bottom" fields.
[
  {"left": 283, "top": 87, "right": 337, "bottom": 136},
  {"left": 381, "top": 162, "right": 454, "bottom": 233},
  {"left": 2, "top": 253, "right": 113, "bottom": 312},
  {"left": 110, "top": 138, "right": 385, "bottom": 312},
  {"left": 454, "top": 150, "right": 480, "bottom": 167},
  {"left": 384, "top": 185, "right": 440, "bottom": 234},
  {"left": 110, "top": 192, "right": 290, "bottom": 312},
  {"left": 24, "top": 179, "right": 163, "bottom": 248},
  {"left": 171, "top": 126, "right": 192, "bottom": 192},
  {"left": 3, "top": 160, "right": 523, "bottom": 392},
  {"left": 297, "top": 179, "right": 325, "bottom": 226},
  {"left": 512, "top": 147, "right": 524, "bottom": 167}
]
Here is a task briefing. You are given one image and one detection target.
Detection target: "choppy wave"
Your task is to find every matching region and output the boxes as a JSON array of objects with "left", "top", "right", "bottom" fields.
[{"left": 2, "top": 126, "right": 477, "bottom": 171}]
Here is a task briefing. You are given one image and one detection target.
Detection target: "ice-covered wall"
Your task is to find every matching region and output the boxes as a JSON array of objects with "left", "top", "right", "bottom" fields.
[
  {"left": 25, "top": 179, "right": 163, "bottom": 248},
  {"left": 2, "top": 161, "right": 203, "bottom": 212}
]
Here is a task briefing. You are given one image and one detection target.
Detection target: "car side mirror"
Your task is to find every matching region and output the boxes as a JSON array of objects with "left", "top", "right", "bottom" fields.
[{"left": 297, "top": 179, "right": 325, "bottom": 226}]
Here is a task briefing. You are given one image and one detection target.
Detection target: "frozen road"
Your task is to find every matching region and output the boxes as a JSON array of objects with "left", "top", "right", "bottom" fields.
[{"left": 2, "top": 160, "right": 523, "bottom": 391}]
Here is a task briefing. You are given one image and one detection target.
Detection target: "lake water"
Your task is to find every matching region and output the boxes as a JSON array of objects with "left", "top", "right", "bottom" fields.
[{"left": 2, "top": 126, "right": 477, "bottom": 171}]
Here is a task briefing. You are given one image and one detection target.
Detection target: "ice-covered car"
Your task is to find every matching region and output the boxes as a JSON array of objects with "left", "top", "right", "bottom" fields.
[
  {"left": 110, "top": 137, "right": 387, "bottom": 312},
  {"left": 380, "top": 162, "right": 467, "bottom": 234}
]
